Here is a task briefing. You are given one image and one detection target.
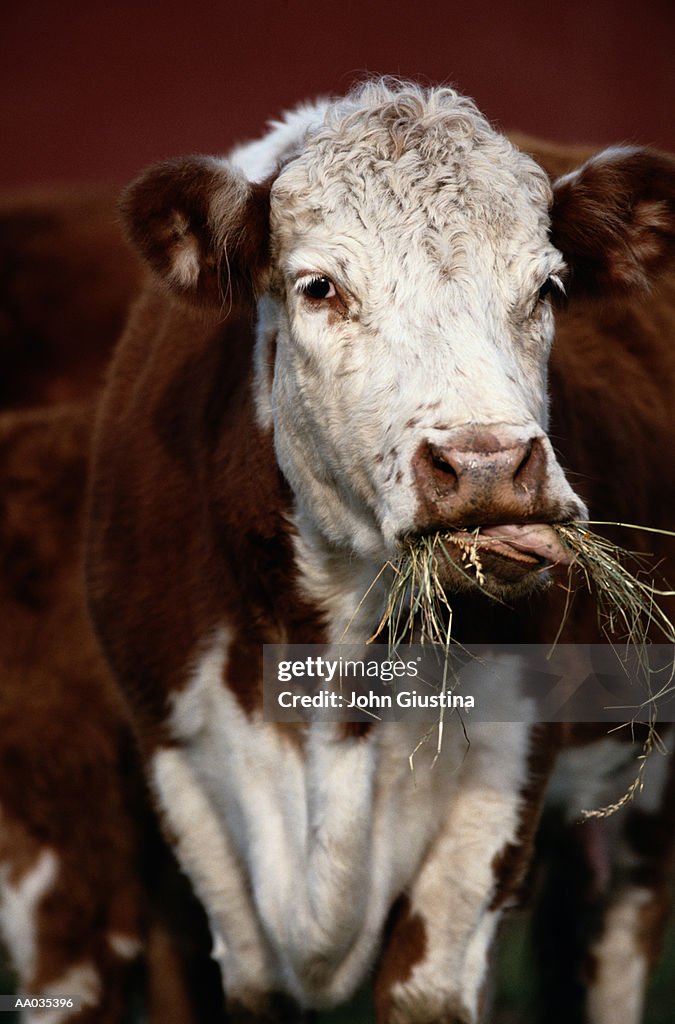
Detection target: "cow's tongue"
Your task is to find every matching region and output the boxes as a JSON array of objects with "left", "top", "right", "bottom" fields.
[{"left": 476, "top": 523, "right": 572, "bottom": 566}]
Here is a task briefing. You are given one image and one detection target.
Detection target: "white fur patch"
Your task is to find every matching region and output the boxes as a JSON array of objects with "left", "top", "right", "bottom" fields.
[
  {"left": 586, "top": 888, "right": 650, "bottom": 1024},
  {"left": 107, "top": 932, "right": 142, "bottom": 960},
  {"left": 151, "top": 740, "right": 277, "bottom": 1010},
  {"left": 388, "top": 716, "right": 535, "bottom": 1022},
  {"left": 165, "top": 211, "right": 201, "bottom": 289},
  {"left": 290, "top": 510, "right": 389, "bottom": 642},
  {"left": 169, "top": 238, "right": 201, "bottom": 289},
  {"left": 229, "top": 100, "right": 329, "bottom": 183},
  {"left": 0, "top": 847, "right": 58, "bottom": 983},
  {"left": 159, "top": 628, "right": 539, "bottom": 1012},
  {"left": 22, "top": 962, "right": 101, "bottom": 1024}
]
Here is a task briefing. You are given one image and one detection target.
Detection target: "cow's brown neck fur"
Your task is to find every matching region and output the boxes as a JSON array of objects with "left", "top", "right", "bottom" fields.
[{"left": 87, "top": 287, "right": 326, "bottom": 743}]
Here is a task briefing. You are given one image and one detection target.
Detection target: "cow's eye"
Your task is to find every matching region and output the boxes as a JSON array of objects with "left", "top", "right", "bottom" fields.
[
  {"left": 297, "top": 275, "right": 336, "bottom": 301},
  {"left": 537, "top": 275, "right": 564, "bottom": 303}
]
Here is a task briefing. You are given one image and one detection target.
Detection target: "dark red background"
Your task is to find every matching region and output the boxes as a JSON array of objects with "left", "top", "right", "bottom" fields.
[{"left": 2, "top": 0, "right": 674, "bottom": 190}]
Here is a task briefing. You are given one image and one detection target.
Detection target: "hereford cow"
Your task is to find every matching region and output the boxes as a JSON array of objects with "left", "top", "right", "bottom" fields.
[
  {"left": 0, "top": 403, "right": 146, "bottom": 1021},
  {"left": 0, "top": 402, "right": 230, "bottom": 1022},
  {"left": 85, "top": 81, "right": 675, "bottom": 1023}
]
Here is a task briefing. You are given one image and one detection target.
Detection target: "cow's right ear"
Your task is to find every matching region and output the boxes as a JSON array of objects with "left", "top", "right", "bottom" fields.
[
  {"left": 120, "top": 157, "right": 271, "bottom": 307},
  {"left": 550, "top": 147, "right": 675, "bottom": 299}
]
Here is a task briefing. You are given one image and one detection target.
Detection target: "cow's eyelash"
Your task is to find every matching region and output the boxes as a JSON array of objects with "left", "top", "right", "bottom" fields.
[{"left": 538, "top": 273, "right": 566, "bottom": 302}]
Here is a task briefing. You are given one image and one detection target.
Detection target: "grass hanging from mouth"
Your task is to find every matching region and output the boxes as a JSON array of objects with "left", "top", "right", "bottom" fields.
[
  {"left": 371, "top": 521, "right": 675, "bottom": 812},
  {"left": 370, "top": 530, "right": 491, "bottom": 651},
  {"left": 370, "top": 530, "right": 493, "bottom": 770},
  {"left": 553, "top": 523, "right": 675, "bottom": 646},
  {"left": 553, "top": 521, "right": 675, "bottom": 818}
]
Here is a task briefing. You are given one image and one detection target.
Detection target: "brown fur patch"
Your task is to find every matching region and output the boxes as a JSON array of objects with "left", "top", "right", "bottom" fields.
[
  {"left": 0, "top": 810, "right": 45, "bottom": 888},
  {"left": 0, "top": 403, "right": 145, "bottom": 1013},
  {"left": 374, "top": 895, "right": 428, "bottom": 1022},
  {"left": 550, "top": 147, "right": 675, "bottom": 297},
  {"left": 490, "top": 724, "right": 563, "bottom": 911},
  {"left": 0, "top": 403, "right": 229, "bottom": 1021},
  {"left": 87, "top": 288, "right": 326, "bottom": 733}
]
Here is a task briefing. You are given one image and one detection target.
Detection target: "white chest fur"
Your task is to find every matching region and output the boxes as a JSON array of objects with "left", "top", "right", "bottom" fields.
[{"left": 150, "top": 630, "right": 533, "bottom": 1011}]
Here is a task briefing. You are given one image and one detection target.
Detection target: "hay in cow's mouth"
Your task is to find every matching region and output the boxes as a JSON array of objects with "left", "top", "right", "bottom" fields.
[
  {"left": 372, "top": 524, "right": 569, "bottom": 649},
  {"left": 371, "top": 520, "right": 675, "bottom": 811},
  {"left": 432, "top": 522, "right": 571, "bottom": 593},
  {"left": 376, "top": 521, "right": 675, "bottom": 647},
  {"left": 378, "top": 523, "right": 570, "bottom": 632}
]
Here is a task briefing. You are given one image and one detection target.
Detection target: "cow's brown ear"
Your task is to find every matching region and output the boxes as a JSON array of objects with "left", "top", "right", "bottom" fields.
[
  {"left": 550, "top": 147, "right": 675, "bottom": 298},
  {"left": 120, "top": 157, "right": 271, "bottom": 307}
]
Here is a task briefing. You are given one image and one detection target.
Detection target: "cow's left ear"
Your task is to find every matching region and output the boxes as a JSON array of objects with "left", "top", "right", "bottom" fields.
[
  {"left": 120, "top": 156, "right": 271, "bottom": 307},
  {"left": 550, "top": 147, "right": 675, "bottom": 297}
]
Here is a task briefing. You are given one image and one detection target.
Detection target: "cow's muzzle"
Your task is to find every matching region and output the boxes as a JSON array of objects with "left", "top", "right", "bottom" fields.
[{"left": 410, "top": 424, "right": 585, "bottom": 593}]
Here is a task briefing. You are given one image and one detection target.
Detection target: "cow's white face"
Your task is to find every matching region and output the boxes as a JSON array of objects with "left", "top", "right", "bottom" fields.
[
  {"left": 254, "top": 87, "right": 584, "bottom": 581},
  {"left": 125, "top": 82, "right": 675, "bottom": 596}
]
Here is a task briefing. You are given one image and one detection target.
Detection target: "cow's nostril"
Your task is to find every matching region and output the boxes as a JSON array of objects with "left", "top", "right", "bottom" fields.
[
  {"left": 428, "top": 444, "right": 461, "bottom": 491},
  {"left": 513, "top": 439, "right": 535, "bottom": 486},
  {"left": 431, "top": 451, "right": 458, "bottom": 478},
  {"left": 512, "top": 435, "right": 546, "bottom": 493}
]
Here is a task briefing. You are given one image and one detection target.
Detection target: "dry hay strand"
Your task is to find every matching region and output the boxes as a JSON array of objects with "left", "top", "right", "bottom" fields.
[
  {"left": 370, "top": 531, "right": 495, "bottom": 770},
  {"left": 554, "top": 522, "right": 675, "bottom": 818},
  {"left": 371, "top": 521, "right": 675, "bottom": 813},
  {"left": 371, "top": 530, "right": 488, "bottom": 651},
  {"left": 553, "top": 523, "right": 675, "bottom": 647}
]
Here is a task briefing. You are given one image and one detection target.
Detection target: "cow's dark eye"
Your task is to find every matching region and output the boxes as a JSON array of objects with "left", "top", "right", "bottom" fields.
[
  {"left": 537, "top": 276, "right": 564, "bottom": 303},
  {"left": 298, "top": 275, "right": 336, "bottom": 301}
]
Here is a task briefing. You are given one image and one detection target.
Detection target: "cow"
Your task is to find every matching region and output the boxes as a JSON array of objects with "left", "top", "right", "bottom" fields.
[
  {"left": 0, "top": 402, "right": 146, "bottom": 1022},
  {"left": 0, "top": 197, "right": 245, "bottom": 1022},
  {"left": 83, "top": 80, "right": 675, "bottom": 1023},
  {"left": 0, "top": 401, "right": 230, "bottom": 1023}
]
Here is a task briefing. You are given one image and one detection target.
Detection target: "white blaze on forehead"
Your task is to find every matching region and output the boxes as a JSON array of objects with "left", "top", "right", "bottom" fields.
[
  {"left": 257, "top": 83, "right": 567, "bottom": 554},
  {"left": 271, "top": 82, "right": 553, "bottom": 263}
]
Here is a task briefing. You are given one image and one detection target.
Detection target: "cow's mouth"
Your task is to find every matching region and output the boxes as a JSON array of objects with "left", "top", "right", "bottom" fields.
[{"left": 409, "top": 522, "right": 573, "bottom": 597}]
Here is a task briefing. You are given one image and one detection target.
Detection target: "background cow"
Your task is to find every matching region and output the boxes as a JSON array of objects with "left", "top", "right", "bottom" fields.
[
  {"left": 80, "top": 81, "right": 675, "bottom": 1023},
  {"left": 0, "top": 219, "right": 226, "bottom": 1020},
  {"left": 0, "top": 398, "right": 236, "bottom": 1023}
]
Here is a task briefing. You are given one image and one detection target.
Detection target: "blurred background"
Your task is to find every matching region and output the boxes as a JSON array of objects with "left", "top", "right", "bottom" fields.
[{"left": 2, "top": 0, "right": 674, "bottom": 191}]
